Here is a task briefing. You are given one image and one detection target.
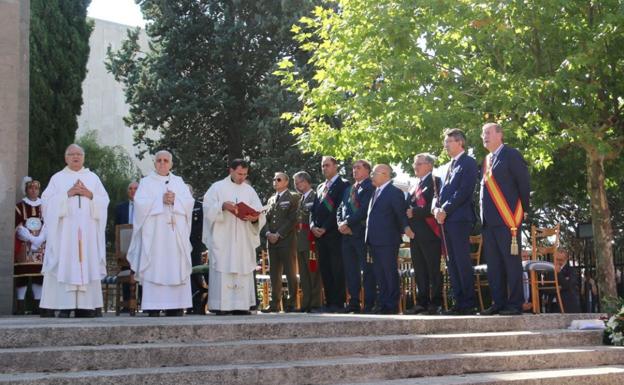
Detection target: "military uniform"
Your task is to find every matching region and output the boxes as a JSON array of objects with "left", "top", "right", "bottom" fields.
[
  {"left": 265, "top": 189, "right": 299, "bottom": 311},
  {"left": 296, "top": 189, "right": 322, "bottom": 311}
]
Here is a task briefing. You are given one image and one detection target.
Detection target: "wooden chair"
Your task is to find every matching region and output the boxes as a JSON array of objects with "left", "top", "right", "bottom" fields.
[
  {"left": 524, "top": 223, "right": 564, "bottom": 314},
  {"left": 397, "top": 246, "right": 415, "bottom": 314},
  {"left": 114, "top": 224, "right": 137, "bottom": 316},
  {"left": 256, "top": 250, "right": 271, "bottom": 308},
  {"left": 469, "top": 235, "right": 488, "bottom": 311}
]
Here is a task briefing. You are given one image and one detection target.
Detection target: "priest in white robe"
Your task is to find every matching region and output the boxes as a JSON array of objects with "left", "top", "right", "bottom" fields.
[
  {"left": 127, "top": 150, "right": 194, "bottom": 316},
  {"left": 40, "top": 144, "right": 109, "bottom": 318},
  {"left": 203, "top": 159, "right": 266, "bottom": 315}
]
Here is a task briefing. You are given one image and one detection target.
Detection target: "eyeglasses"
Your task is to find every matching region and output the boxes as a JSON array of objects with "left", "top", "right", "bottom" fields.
[
  {"left": 66, "top": 153, "right": 84, "bottom": 157},
  {"left": 273, "top": 178, "right": 283, "bottom": 182}
]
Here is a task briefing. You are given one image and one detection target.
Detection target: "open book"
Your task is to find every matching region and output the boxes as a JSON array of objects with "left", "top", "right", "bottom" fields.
[{"left": 235, "top": 201, "right": 260, "bottom": 220}]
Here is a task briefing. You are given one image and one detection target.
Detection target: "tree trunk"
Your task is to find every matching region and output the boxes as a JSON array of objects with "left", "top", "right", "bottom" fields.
[{"left": 585, "top": 149, "right": 617, "bottom": 308}]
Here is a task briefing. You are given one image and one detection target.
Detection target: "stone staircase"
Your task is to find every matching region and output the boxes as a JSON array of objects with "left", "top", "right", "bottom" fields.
[{"left": 0, "top": 313, "right": 622, "bottom": 384}]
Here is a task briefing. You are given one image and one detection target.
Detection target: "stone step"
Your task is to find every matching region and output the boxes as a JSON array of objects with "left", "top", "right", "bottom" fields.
[
  {"left": 0, "top": 313, "right": 601, "bottom": 348},
  {"left": 0, "top": 329, "right": 603, "bottom": 373},
  {"left": 341, "top": 366, "right": 624, "bottom": 385},
  {"left": 1, "top": 346, "right": 622, "bottom": 385}
]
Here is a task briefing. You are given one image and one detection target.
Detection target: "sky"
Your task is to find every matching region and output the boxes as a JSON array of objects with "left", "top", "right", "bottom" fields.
[{"left": 87, "top": 0, "right": 146, "bottom": 27}]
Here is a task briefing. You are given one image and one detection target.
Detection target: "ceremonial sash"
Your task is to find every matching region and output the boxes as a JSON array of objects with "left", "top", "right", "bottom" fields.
[
  {"left": 412, "top": 186, "right": 441, "bottom": 239},
  {"left": 348, "top": 185, "right": 360, "bottom": 213},
  {"left": 320, "top": 184, "right": 335, "bottom": 211},
  {"left": 483, "top": 155, "right": 523, "bottom": 255}
]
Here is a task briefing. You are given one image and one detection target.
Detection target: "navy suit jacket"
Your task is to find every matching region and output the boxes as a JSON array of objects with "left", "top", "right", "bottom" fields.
[
  {"left": 115, "top": 201, "right": 131, "bottom": 226},
  {"left": 337, "top": 178, "right": 373, "bottom": 239},
  {"left": 311, "top": 176, "right": 350, "bottom": 235},
  {"left": 407, "top": 173, "right": 442, "bottom": 241},
  {"left": 437, "top": 152, "right": 478, "bottom": 223},
  {"left": 366, "top": 182, "right": 408, "bottom": 246},
  {"left": 480, "top": 145, "right": 530, "bottom": 227}
]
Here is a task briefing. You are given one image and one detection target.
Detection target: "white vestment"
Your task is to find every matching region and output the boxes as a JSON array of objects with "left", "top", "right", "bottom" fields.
[
  {"left": 203, "top": 176, "right": 266, "bottom": 311},
  {"left": 127, "top": 172, "right": 194, "bottom": 310},
  {"left": 40, "top": 167, "right": 109, "bottom": 310}
]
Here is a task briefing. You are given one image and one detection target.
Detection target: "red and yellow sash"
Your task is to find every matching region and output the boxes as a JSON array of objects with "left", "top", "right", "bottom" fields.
[{"left": 483, "top": 155, "right": 523, "bottom": 255}]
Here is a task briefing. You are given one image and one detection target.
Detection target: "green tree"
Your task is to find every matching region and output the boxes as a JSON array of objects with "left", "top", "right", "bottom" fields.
[
  {"left": 106, "top": 0, "right": 322, "bottom": 198},
  {"left": 279, "top": 0, "right": 623, "bottom": 303},
  {"left": 29, "top": 0, "right": 93, "bottom": 185},
  {"left": 76, "top": 131, "right": 141, "bottom": 249}
]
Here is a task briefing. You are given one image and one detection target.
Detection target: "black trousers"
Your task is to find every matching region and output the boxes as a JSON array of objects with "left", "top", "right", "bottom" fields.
[
  {"left": 316, "top": 231, "right": 345, "bottom": 308},
  {"left": 410, "top": 237, "right": 442, "bottom": 308}
]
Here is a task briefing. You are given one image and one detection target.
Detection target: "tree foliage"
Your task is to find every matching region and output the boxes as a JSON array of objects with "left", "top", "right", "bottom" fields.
[
  {"left": 279, "top": 0, "right": 624, "bottom": 301},
  {"left": 29, "top": 0, "right": 93, "bottom": 185},
  {"left": 76, "top": 131, "right": 141, "bottom": 249},
  {"left": 106, "top": 0, "right": 323, "bottom": 199}
]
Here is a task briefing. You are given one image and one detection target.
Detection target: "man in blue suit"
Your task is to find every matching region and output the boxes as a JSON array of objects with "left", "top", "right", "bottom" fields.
[
  {"left": 366, "top": 164, "right": 414, "bottom": 314},
  {"left": 311, "top": 156, "right": 350, "bottom": 312},
  {"left": 114, "top": 181, "right": 139, "bottom": 311},
  {"left": 115, "top": 181, "right": 139, "bottom": 226},
  {"left": 434, "top": 128, "right": 478, "bottom": 315},
  {"left": 480, "top": 122, "right": 530, "bottom": 316},
  {"left": 337, "top": 160, "right": 375, "bottom": 313}
]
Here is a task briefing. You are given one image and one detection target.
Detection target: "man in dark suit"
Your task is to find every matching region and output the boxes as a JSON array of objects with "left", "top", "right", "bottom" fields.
[
  {"left": 293, "top": 171, "right": 322, "bottom": 312},
  {"left": 263, "top": 172, "right": 300, "bottom": 312},
  {"left": 188, "top": 184, "right": 208, "bottom": 315},
  {"left": 479, "top": 122, "right": 530, "bottom": 316},
  {"left": 115, "top": 181, "right": 139, "bottom": 226},
  {"left": 337, "top": 160, "right": 375, "bottom": 313},
  {"left": 311, "top": 156, "right": 350, "bottom": 312},
  {"left": 433, "top": 128, "right": 478, "bottom": 315},
  {"left": 366, "top": 164, "right": 414, "bottom": 314},
  {"left": 406, "top": 153, "right": 443, "bottom": 315},
  {"left": 114, "top": 181, "right": 139, "bottom": 310}
]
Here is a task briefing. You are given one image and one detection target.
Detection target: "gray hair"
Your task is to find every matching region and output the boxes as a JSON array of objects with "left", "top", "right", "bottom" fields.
[
  {"left": 483, "top": 122, "right": 503, "bottom": 133},
  {"left": 414, "top": 153, "right": 436, "bottom": 166},
  {"left": 154, "top": 150, "right": 173, "bottom": 161},
  {"left": 64, "top": 143, "right": 85, "bottom": 156},
  {"left": 293, "top": 171, "right": 312, "bottom": 184}
]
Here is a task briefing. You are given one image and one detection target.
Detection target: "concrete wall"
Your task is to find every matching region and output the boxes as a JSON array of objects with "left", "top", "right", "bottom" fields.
[
  {"left": 0, "top": 0, "right": 29, "bottom": 315},
  {"left": 76, "top": 18, "right": 152, "bottom": 173}
]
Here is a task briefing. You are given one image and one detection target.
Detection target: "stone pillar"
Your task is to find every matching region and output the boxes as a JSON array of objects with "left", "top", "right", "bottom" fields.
[{"left": 0, "top": 0, "right": 29, "bottom": 315}]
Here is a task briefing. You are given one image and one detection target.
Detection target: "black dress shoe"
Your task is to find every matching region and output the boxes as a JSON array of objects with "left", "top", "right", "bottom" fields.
[
  {"left": 231, "top": 310, "right": 252, "bottom": 316},
  {"left": 499, "top": 308, "right": 522, "bottom": 316},
  {"left": 211, "top": 310, "right": 232, "bottom": 316},
  {"left": 404, "top": 304, "right": 426, "bottom": 315},
  {"left": 165, "top": 309, "right": 184, "bottom": 317},
  {"left": 427, "top": 305, "right": 441, "bottom": 315},
  {"left": 309, "top": 307, "right": 324, "bottom": 313},
  {"left": 39, "top": 308, "right": 56, "bottom": 318},
  {"left": 346, "top": 305, "right": 361, "bottom": 313},
  {"left": 147, "top": 310, "right": 161, "bottom": 317},
  {"left": 57, "top": 310, "right": 71, "bottom": 318},
  {"left": 283, "top": 306, "right": 298, "bottom": 313},
  {"left": 380, "top": 308, "right": 398, "bottom": 315},
  {"left": 480, "top": 306, "right": 500, "bottom": 316},
  {"left": 442, "top": 307, "right": 476, "bottom": 315},
  {"left": 75, "top": 309, "right": 96, "bottom": 318}
]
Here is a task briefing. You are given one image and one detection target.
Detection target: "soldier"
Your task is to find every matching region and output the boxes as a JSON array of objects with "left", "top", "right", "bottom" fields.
[
  {"left": 293, "top": 171, "right": 322, "bottom": 312},
  {"left": 262, "top": 172, "right": 300, "bottom": 312}
]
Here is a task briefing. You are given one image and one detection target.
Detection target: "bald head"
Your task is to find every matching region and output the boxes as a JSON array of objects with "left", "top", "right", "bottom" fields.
[{"left": 371, "top": 164, "right": 392, "bottom": 187}]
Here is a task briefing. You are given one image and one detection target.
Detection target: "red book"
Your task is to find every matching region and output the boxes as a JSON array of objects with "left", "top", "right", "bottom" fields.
[{"left": 235, "top": 202, "right": 260, "bottom": 220}]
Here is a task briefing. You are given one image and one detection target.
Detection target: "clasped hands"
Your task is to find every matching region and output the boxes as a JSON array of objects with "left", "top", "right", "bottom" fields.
[
  {"left": 163, "top": 191, "right": 176, "bottom": 205},
  {"left": 67, "top": 179, "right": 93, "bottom": 199}
]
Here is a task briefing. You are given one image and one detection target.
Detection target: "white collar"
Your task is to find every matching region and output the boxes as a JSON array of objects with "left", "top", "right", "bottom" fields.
[
  {"left": 491, "top": 144, "right": 504, "bottom": 158},
  {"left": 22, "top": 197, "right": 42, "bottom": 207},
  {"left": 452, "top": 151, "right": 465, "bottom": 161},
  {"left": 376, "top": 180, "right": 392, "bottom": 194}
]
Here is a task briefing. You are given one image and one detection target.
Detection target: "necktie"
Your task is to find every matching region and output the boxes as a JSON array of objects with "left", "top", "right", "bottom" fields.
[
  {"left": 128, "top": 202, "right": 134, "bottom": 224},
  {"left": 445, "top": 159, "right": 456, "bottom": 184},
  {"left": 371, "top": 188, "right": 381, "bottom": 206}
]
